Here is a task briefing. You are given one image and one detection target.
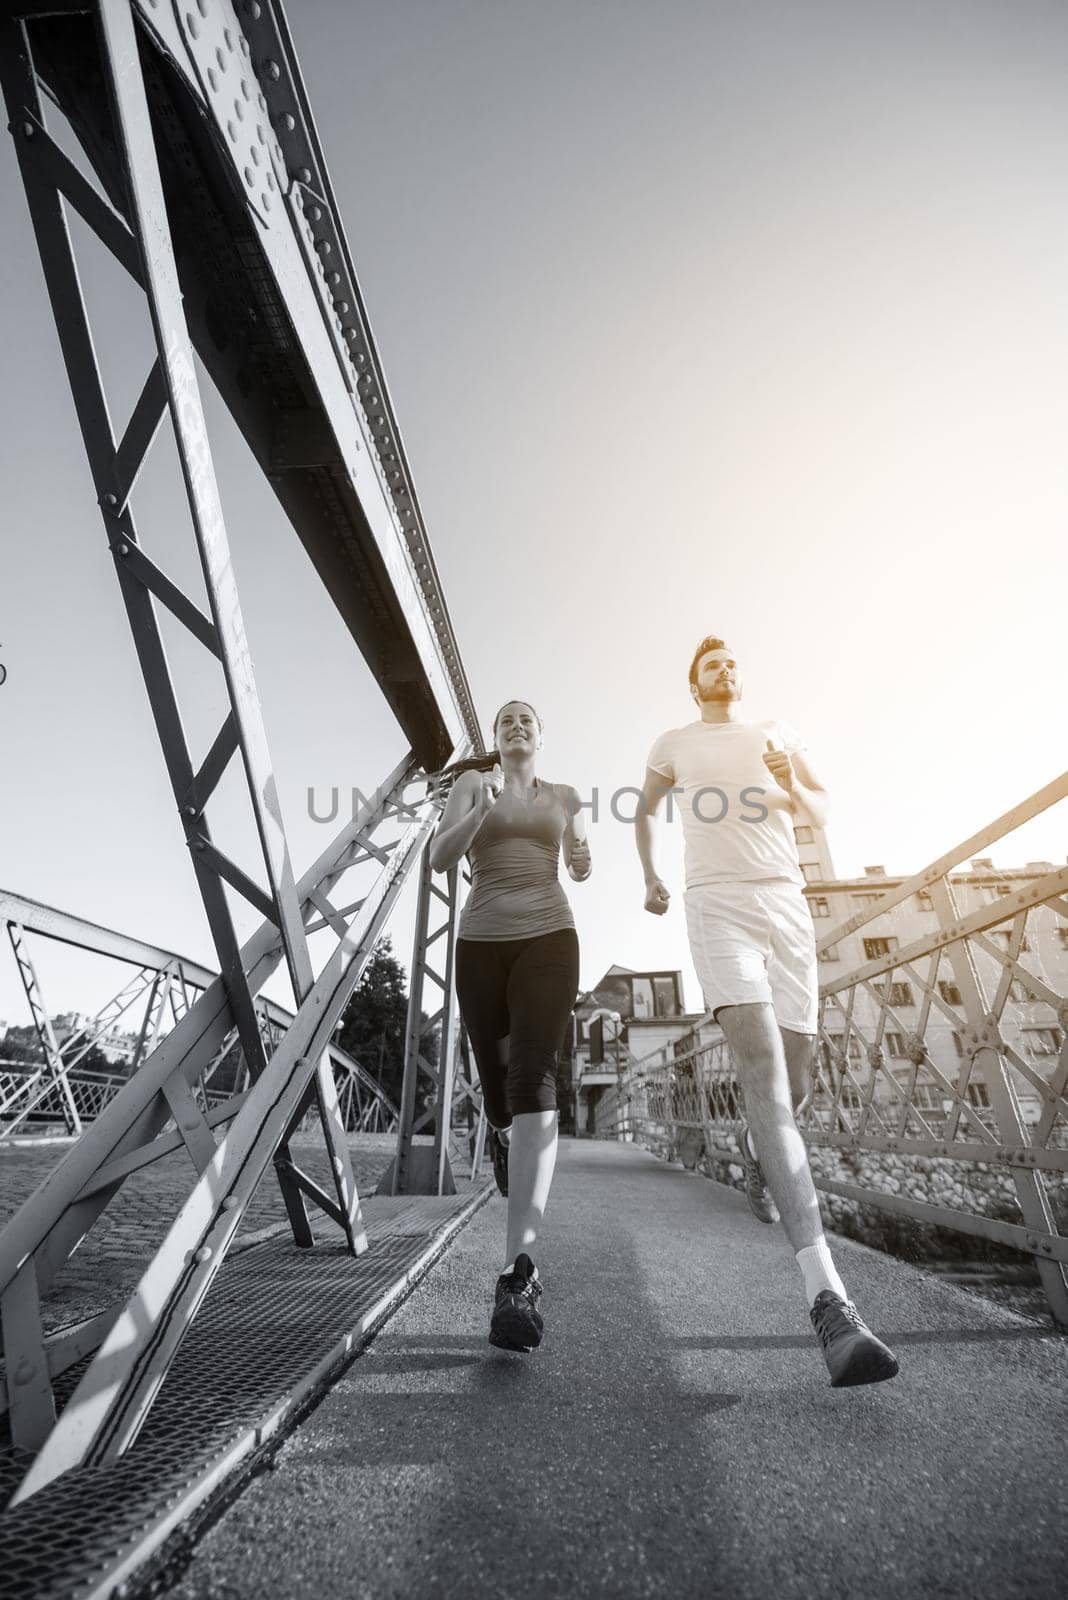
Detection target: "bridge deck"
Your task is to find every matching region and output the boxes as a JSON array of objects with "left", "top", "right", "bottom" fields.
[{"left": 169, "top": 1139, "right": 1067, "bottom": 1600}]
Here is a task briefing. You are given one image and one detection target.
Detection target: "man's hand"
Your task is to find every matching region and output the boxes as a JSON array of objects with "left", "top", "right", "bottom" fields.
[
  {"left": 762, "top": 739, "right": 795, "bottom": 795},
  {"left": 644, "top": 877, "right": 671, "bottom": 916}
]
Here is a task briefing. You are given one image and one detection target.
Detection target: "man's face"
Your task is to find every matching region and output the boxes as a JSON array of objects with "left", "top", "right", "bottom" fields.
[{"left": 691, "top": 648, "right": 742, "bottom": 704}]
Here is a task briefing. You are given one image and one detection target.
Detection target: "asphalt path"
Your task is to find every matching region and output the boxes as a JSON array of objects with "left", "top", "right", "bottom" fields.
[{"left": 170, "top": 1139, "right": 1068, "bottom": 1600}]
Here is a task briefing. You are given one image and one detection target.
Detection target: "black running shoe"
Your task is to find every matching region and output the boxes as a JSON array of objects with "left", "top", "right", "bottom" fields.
[
  {"left": 490, "top": 1128, "right": 509, "bottom": 1197},
  {"left": 810, "top": 1290, "right": 899, "bottom": 1387},
  {"left": 489, "top": 1252, "right": 543, "bottom": 1352}
]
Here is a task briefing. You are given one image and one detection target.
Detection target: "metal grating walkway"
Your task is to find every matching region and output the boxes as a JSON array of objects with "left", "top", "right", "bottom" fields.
[{"left": 0, "top": 1185, "right": 492, "bottom": 1600}]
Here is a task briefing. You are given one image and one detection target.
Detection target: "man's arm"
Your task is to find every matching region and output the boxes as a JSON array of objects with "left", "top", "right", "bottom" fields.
[
  {"left": 762, "top": 743, "right": 830, "bottom": 829},
  {"left": 636, "top": 766, "right": 677, "bottom": 915}
]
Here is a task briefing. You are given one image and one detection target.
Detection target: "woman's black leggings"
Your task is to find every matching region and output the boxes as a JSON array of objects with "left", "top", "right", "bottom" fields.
[{"left": 455, "top": 928, "right": 580, "bottom": 1129}]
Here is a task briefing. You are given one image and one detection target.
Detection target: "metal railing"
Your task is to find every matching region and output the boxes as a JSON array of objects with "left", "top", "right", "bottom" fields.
[{"left": 595, "top": 775, "right": 1068, "bottom": 1325}]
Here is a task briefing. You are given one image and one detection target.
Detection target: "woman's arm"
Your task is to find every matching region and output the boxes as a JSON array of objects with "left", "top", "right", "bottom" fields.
[
  {"left": 429, "top": 767, "right": 500, "bottom": 872},
  {"left": 562, "top": 785, "right": 592, "bottom": 882}
]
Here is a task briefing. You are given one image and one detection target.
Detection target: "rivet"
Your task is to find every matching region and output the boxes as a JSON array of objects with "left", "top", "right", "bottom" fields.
[
  {"left": 265, "top": 58, "right": 281, "bottom": 81},
  {"left": 224, "top": 26, "right": 234, "bottom": 50},
  {"left": 328, "top": 270, "right": 341, "bottom": 286},
  {"left": 317, "top": 238, "right": 332, "bottom": 257},
  {"left": 227, "top": 119, "right": 237, "bottom": 141},
  {"left": 297, "top": 166, "right": 312, "bottom": 183},
  {"left": 195, "top": 1245, "right": 212, "bottom": 1262},
  {"left": 186, "top": 13, "right": 200, "bottom": 41},
  {"left": 21, "top": 120, "right": 34, "bottom": 137},
  {"left": 250, "top": 145, "right": 260, "bottom": 165},
  {"left": 103, "top": 492, "right": 117, "bottom": 506},
  {"left": 265, "top": 172, "right": 275, "bottom": 190},
  {"left": 248, "top": 0, "right": 262, "bottom": 17},
  {"left": 262, "top": 193, "right": 271, "bottom": 211},
  {"left": 337, "top": 300, "right": 349, "bottom": 314},
  {"left": 241, "top": 77, "right": 251, "bottom": 101},
  {"left": 222, "top": 1195, "right": 239, "bottom": 1210},
  {"left": 185, "top": 805, "right": 197, "bottom": 817},
  {"left": 13, "top": 1359, "right": 37, "bottom": 1386},
  {"left": 240, "top": 35, "right": 250, "bottom": 56},
  {"left": 216, "top": 45, "right": 227, "bottom": 71},
  {"left": 196, "top": 0, "right": 208, "bottom": 14},
  {"left": 244, "top": 166, "right": 254, "bottom": 184},
  {"left": 234, "top": 98, "right": 244, "bottom": 121},
  {"left": 257, "top": 93, "right": 267, "bottom": 111},
  {"left": 282, "top": 113, "right": 296, "bottom": 132},
  {"left": 117, "top": 543, "right": 129, "bottom": 556},
  {"left": 207, "top": 67, "right": 218, "bottom": 91},
  {"left": 256, "top": 121, "right": 266, "bottom": 143},
  {"left": 306, "top": 202, "right": 322, "bottom": 221}
]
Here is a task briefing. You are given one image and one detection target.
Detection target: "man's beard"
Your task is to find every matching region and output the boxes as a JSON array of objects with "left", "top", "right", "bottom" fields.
[{"left": 697, "top": 680, "right": 740, "bottom": 702}]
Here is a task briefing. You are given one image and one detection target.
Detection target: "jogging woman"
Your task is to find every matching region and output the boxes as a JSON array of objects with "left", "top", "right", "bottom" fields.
[{"left": 430, "top": 700, "right": 590, "bottom": 1352}]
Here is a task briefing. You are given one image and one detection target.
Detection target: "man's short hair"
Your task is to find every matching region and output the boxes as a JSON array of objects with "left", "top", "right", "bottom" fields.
[{"left": 688, "top": 635, "right": 729, "bottom": 687}]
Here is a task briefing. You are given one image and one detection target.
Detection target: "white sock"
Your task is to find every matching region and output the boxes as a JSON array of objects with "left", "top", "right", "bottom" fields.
[
  {"left": 744, "top": 1127, "right": 758, "bottom": 1160},
  {"left": 495, "top": 1124, "right": 512, "bottom": 1146},
  {"left": 796, "top": 1239, "right": 848, "bottom": 1308}
]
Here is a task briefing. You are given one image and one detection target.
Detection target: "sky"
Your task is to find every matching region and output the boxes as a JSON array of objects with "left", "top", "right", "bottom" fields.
[{"left": 1, "top": 0, "right": 1067, "bottom": 1028}]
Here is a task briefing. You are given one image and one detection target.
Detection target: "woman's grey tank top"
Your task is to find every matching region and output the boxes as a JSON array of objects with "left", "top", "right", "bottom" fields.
[{"left": 458, "top": 778, "right": 577, "bottom": 941}]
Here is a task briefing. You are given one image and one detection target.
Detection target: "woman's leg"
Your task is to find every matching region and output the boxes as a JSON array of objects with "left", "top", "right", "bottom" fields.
[
  {"left": 454, "top": 940, "right": 512, "bottom": 1133},
  {"left": 503, "top": 928, "right": 580, "bottom": 1266}
]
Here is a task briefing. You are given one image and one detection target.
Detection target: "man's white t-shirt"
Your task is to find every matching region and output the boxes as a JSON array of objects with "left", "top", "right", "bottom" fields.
[{"left": 645, "top": 718, "right": 806, "bottom": 889}]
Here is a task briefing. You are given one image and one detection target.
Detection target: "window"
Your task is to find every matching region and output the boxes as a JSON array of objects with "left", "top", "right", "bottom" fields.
[
  {"left": 952, "top": 1031, "right": 967, "bottom": 1059},
  {"left": 966, "top": 1082, "right": 991, "bottom": 1108},
  {"left": 874, "top": 981, "right": 914, "bottom": 1008},
  {"left": 653, "top": 976, "right": 678, "bottom": 1018},
  {"left": 809, "top": 897, "right": 830, "bottom": 918},
  {"left": 1024, "top": 1027, "right": 1063, "bottom": 1057},
  {"left": 838, "top": 1086, "right": 863, "bottom": 1111},
  {"left": 885, "top": 1032, "right": 910, "bottom": 1058},
  {"left": 854, "top": 893, "right": 883, "bottom": 909},
  {"left": 1057, "top": 928, "right": 1068, "bottom": 951},
  {"left": 995, "top": 885, "right": 1012, "bottom": 897},
  {"left": 863, "top": 936, "right": 898, "bottom": 960},
  {"left": 818, "top": 944, "right": 839, "bottom": 963},
  {"left": 800, "top": 862, "right": 820, "bottom": 883},
  {"left": 938, "top": 981, "right": 962, "bottom": 1006},
  {"left": 794, "top": 825, "right": 814, "bottom": 844},
  {"left": 911, "top": 1085, "right": 942, "bottom": 1111}
]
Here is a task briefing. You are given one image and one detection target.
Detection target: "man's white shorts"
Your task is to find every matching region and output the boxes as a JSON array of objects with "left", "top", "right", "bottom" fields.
[{"left": 684, "top": 880, "right": 818, "bottom": 1034}]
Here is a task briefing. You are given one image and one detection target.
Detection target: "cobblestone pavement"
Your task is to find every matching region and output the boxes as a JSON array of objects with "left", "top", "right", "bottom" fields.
[{"left": 0, "top": 1132, "right": 398, "bottom": 1334}]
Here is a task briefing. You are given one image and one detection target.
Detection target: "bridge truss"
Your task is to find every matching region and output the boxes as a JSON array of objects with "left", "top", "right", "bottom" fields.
[
  {"left": 0, "top": 0, "right": 487, "bottom": 1508},
  {"left": 0, "top": 890, "right": 401, "bottom": 1141}
]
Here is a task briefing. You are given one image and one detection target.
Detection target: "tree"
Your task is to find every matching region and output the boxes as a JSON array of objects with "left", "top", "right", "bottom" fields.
[{"left": 335, "top": 936, "right": 438, "bottom": 1111}]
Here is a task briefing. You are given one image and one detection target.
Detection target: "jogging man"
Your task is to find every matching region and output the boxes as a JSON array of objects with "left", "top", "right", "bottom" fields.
[{"left": 635, "top": 635, "right": 898, "bottom": 1387}]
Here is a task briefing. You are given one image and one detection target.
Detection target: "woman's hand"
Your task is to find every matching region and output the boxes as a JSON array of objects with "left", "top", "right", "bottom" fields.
[
  {"left": 568, "top": 837, "right": 592, "bottom": 881},
  {"left": 478, "top": 763, "right": 504, "bottom": 814}
]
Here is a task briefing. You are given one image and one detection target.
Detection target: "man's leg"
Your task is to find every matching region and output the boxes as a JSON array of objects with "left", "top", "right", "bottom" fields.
[
  {"left": 717, "top": 1001, "right": 898, "bottom": 1386},
  {"left": 780, "top": 1026, "right": 816, "bottom": 1115},
  {"left": 717, "top": 1002, "right": 826, "bottom": 1254}
]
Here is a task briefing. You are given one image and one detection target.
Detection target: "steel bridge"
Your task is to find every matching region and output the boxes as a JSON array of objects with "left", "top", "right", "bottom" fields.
[{"left": 0, "top": 2, "right": 1064, "bottom": 1596}]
